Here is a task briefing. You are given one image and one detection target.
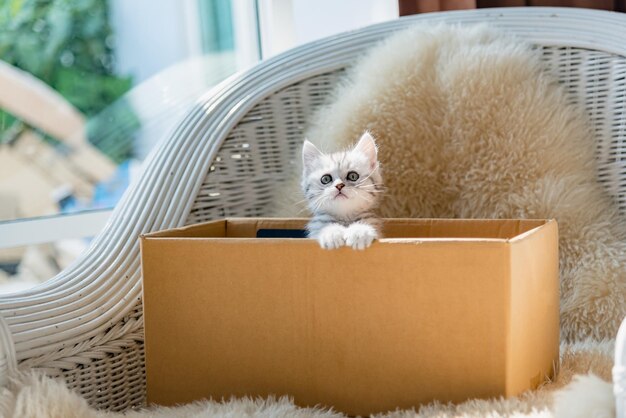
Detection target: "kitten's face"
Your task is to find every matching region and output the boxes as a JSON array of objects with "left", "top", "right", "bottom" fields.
[{"left": 301, "top": 132, "right": 382, "bottom": 218}]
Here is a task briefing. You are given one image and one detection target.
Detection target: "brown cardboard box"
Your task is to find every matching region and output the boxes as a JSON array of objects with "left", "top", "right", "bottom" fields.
[{"left": 141, "top": 218, "right": 559, "bottom": 416}]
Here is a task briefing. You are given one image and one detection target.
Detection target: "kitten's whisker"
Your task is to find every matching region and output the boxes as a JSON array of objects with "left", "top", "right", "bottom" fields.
[
  {"left": 354, "top": 189, "right": 376, "bottom": 203},
  {"left": 298, "top": 192, "right": 326, "bottom": 214},
  {"left": 357, "top": 187, "right": 383, "bottom": 192},
  {"left": 310, "top": 194, "right": 326, "bottom": 212},
  {"left": 294, "top": 198, "right": 312, "bottom": 206},
  {"left": 357, "top": 180, "right": 384, "bottom": 187},
  {"left": 357, "top": 183, "right": 384, "bottom": 188},
  {"left": 356, "top": 164, "right": 381, "bottom": 185},
  {"left": 297, "top": 206, "right": 312, "bottom": 215},
  {"left": 357, "top": 185, "right": 385, "bottom": 192}
]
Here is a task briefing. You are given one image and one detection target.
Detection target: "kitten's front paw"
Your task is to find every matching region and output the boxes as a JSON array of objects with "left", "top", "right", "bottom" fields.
[
  {"left": 318, "top": 224, "right": 347, "bottom": 249},
  {"left": 344, "top": 223, "right": 378, "bottom": 250}
]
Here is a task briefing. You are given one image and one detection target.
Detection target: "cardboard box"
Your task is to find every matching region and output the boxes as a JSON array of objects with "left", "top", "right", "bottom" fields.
[{"left": 141, "top": 218, "right": 559, "bottom": 416}]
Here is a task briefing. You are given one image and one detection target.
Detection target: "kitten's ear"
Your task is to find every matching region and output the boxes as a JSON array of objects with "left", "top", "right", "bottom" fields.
[
  {"left": 354, "top": 131, "right": 378, "bottom": 170},
  {"left": 302, "top": 139, "right": 322, "bottom": 172}
]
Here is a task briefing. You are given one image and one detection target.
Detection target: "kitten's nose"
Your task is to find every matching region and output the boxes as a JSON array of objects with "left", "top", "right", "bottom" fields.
[{"left": 335, "top": 183, "right": 345, "bottom": 191}]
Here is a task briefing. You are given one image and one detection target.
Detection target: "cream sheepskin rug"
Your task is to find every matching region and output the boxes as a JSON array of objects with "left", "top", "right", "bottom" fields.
[
  {"left": 0, "top": 341, "right": 614, "bottom": 417},
  {"left": 277, "top": 23, "right": 626, "bottom": 343},
  {"left": 2, "top": 24, "right": 623, "bottom": 418}
]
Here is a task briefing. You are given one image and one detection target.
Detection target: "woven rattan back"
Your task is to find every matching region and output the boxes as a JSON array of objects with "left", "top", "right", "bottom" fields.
[
  {"left": 186, "top": 70, "right": 345, "bottom": 224},
  {"left": 540, "top": 46, "right": 626, "bottom": 210}
]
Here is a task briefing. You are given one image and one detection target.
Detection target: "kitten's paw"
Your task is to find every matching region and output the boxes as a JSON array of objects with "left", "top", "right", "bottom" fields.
[
  {"left": 344, "top": 223, "right": 377, "bottom": 250},
  {"left": 318, "top": 224, "right": 347, "bottom": 249}
]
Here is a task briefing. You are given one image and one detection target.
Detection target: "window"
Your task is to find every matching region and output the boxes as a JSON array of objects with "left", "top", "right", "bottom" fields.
[{"left": 0, "top": 0, "right": 260, "bottom": 292}]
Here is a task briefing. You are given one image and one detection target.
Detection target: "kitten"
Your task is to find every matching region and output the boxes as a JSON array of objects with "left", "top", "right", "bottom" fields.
[{"left": 301, "top": 131, "right": 383, "bottom": 250}]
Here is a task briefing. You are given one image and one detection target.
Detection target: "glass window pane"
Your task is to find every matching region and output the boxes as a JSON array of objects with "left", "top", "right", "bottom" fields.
[{"left": 0, "top": 0, "right": 258, "bottom": 293}]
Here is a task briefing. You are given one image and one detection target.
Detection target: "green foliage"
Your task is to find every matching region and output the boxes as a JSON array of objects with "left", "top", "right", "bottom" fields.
[{"left": 0, "top": 0, "right": 138, "bottom": 162}]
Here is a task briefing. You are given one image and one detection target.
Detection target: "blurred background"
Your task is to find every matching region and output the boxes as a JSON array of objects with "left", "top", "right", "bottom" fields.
[{"left": 0, "top": 0, "right": 399, "bottom": 293}]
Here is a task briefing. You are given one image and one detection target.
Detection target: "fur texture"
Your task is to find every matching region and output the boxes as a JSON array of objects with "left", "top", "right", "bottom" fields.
[
  {"left": 274, "top": 23, "right": 626, "bottom": 343},
  {"left": 0, "top": 341, "right": 614, "bottom": 417},
  {"left": 553, "top": 374, "right": 615, "bottom": 418}
]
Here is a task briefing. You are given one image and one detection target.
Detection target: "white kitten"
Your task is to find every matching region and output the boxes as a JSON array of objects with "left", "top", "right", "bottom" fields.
[{"left": 301, "top": 131, "right": 383, "bottom": 250}]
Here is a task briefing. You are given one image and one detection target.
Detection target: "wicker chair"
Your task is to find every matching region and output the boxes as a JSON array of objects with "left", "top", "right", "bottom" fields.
[{"left": 0, "top": 7, "right": 625, "bottom": 413}]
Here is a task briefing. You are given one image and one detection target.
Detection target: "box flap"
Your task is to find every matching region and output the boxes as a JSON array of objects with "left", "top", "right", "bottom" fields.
[{"left": 143, "top": 218, "right": 549, "bottom": 240}]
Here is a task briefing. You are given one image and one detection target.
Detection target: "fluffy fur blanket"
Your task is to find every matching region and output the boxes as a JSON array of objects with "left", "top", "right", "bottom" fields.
[
  {"left": 278, "top": 24, "right": 626, "bottom": 343},
  {"left": 3, "top": 24, "right": 622, "bottom": 418},
  {"left": 0, "top": 342, "right": 614, "bottom": 417}
]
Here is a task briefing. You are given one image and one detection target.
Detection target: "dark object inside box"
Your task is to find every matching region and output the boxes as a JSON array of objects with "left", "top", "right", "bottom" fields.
[{"left": 256, "top": 229, "right": 307, "bottom": 238}]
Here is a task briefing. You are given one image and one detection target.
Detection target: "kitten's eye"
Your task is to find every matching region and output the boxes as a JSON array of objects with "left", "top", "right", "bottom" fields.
[
  {"left": 346, "top": 171, "right": 359, "bottom": 182},
  {"left": 320, "top": 174, "right": 333, "bottom": 184}
]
